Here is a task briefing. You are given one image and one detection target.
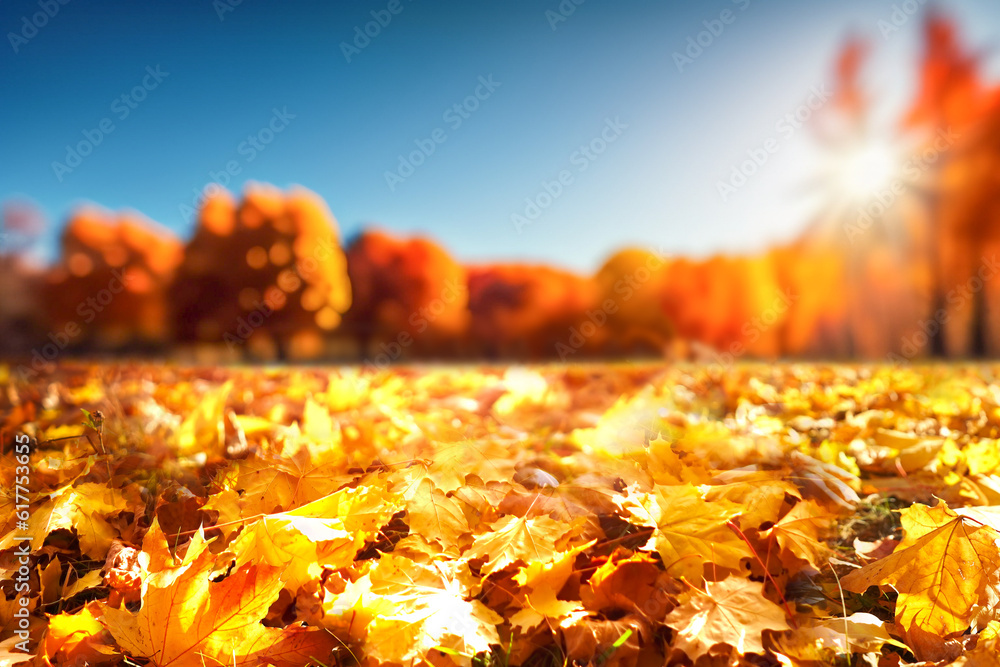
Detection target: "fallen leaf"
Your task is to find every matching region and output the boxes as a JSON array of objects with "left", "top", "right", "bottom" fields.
[
  {"left": 98, "top": 535, "right": 337, "bottom": 667},
  {"left": 841, "top": 505, "right": 1000, "bottom": 652},
  {"left": 664, "top": 576, "right": 790, "bottom": 659},
  {"left": 616, "top": 484, "right": 750, "bottom": 581}
]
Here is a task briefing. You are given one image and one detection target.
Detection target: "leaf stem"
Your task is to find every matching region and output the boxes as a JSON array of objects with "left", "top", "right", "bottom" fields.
[{"left": 726, "top": 519, "right": 798, "bottom": 628}]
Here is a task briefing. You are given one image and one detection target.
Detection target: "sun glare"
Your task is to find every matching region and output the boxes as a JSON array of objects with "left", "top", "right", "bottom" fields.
[{"left": 833, "top": 138, "right": 901, "bottom": 203}]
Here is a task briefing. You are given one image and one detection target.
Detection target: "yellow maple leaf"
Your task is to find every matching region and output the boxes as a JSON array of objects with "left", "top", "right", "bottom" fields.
[
  {"left": 423, "top": 438, "right": 518, "bottom": 493},
  {"left": 705, "top": 470, "right": 801, "bottom": 530},
  {"left": 0, "top": 483, "right": 133, "bottom": 558},
  {"left": 228, "top": 514, "right": 355, "bottom": 592},
  {"left": 966, "top": 439, "right": 1000, "bottom": 476},
  {"left": 616, "top": 484, "right": 750, "bottom": 581},
  {"left": 98, "top": 536, "right": 337, "bottom": 667},
  {"left": 302, "top": 396, "right": 334, "bottom": 443},
  {"left": 465, "top": 514, "right": 565, "bottom": 576},
  {"left": 664, "top": 576, "right": 790, "bottom": 659},
  {"left": 641, "top": 436, "right": 713, "bottom": 486},
  {"left": 326, "top": 554, "right": 501, "bottom": 664},
  {"left": 841, "top": 506, "right": 1000, "bottom": 642},
  {"left": 41, "top": 603, "right": 118, "bottom": 666},
  {"left": 227, "top": 455, "right": 350, "bottom": 515},
  {"left": 228, "top": 484, "right": 400, "bottom": 590},
  {"left": 176, "top": 380, "right": 233, "bottom": 458},
  {"left": 509, "top": 541, "right": 594, "bottom": 631},
  {"left": 405, "top": 477, "right": 472, "bottom": 548},
  {"left": 765, "top": 499, "right": 833, "bottom": 570}
]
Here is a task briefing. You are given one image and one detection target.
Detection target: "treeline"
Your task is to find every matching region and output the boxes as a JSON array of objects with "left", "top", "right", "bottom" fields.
[
  {"left": 0, "top": 185, "right": 846, "bottom": 365},
  {"left": 0, "top": 171, "right": 988, "bottom": 366}
]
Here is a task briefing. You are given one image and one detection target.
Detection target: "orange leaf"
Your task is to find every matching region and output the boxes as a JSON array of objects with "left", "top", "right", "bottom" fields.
[{"left": 97, "top": 538, "right": 337, "bottom": 667}]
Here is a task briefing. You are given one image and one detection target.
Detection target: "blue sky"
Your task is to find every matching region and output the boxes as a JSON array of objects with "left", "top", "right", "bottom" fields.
[{"left": 2, "top": 0, "right": 999, "bottom": 271}]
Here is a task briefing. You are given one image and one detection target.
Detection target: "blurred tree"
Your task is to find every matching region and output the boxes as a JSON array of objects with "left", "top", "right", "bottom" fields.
[
  {"left": 0, "top": 201, "right": 47, "bottom": 355},
  {"left": 592, "top": 248, "right": 672, "bottom": 355},
  {"left": 0, "top": 256, "right": 46, "bottom": 356},
  {"left": 661, "top": 257, "right": 736, "bottom": 352},
  {"left": 467, "top": 264, "right": 597, "bottom": 359},
  {"left": 344, "top": 229, "right": 468, "bottom": 360},
  {"left": 769, "top": 246, "right": 849, "bottom": 358},
  {"left": 44, "top": 207, "right": 183, "bottom": 351},
  {"left": 904, "top": 13, "right": 1000, "bottom": 357},
  {"left": 172, "top": 185, "right": 351, "bottom": 359}
]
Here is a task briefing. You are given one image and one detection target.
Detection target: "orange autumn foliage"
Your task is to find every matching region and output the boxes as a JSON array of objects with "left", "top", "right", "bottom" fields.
[
  {"left": 592, "top": 249, "right": 672, "bottom": 356},
  {"left": 467, "top": 263, "right": 597, "bottom": 359},
  {"left": 44, "top": 208, "right": 183, "bottom": 349},
  {"left": 344, "top": 229, "right": 468, "bottom": 359},
  {"left": 9, "top": 361, "right": 1000, "bottom": 664},
  {"left": 903, "top": 14, "right": 1000, "bottom": 356},
  {"left": 172, "top": 185, "right": 351, "bottom": 359}
]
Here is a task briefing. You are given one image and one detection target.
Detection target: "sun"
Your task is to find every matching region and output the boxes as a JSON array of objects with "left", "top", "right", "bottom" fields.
[
  {"left": 793, "top": 125, "right": 913, "bottom": 246},
  {"left": 830, "top": 135, "right": 902, "bottom": 204}
]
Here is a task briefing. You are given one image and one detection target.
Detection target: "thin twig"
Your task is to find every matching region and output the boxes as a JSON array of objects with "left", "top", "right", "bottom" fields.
[{"left": 828, "top": 561, "right": 851, "bottom": 655}]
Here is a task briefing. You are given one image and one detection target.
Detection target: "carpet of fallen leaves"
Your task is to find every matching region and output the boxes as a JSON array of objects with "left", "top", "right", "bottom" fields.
[{"left": 4, "top": 362, "right": 1000, "bottom": 667}]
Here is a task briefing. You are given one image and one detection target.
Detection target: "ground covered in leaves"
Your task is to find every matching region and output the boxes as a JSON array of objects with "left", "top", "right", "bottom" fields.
[{"left": 3, "top": 362, "right": 1000, "bottom": 667}]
